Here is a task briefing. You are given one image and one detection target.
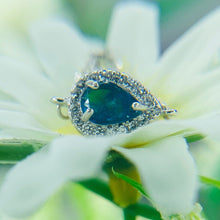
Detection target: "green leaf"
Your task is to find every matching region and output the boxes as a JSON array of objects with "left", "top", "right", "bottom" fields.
[
  {"left": 124, "top": 203, "right": 162, "bottom": 220},
  {"left": 112, "top": 167, "right": 149, "bottom": 199},
  {"left": 123, "top": 209, "right": 136, "bottom": 220},
  {"left": 78, "top": 178, "right": 162, "bottom": 220},
  {"left": 0, "top": 139, "right": 46, "bottom": 164},
  {"left": 200, "top": 184, "right": 220, "bottom": 220},
  {"left": 78, "top": 178, "right": 113, "bottom": 202},
  {"left": 185, "top": 134, "right": 204, "bottom": 143},
  {"left": 200, "top": 176, "right": 220, "bottom": 189}
]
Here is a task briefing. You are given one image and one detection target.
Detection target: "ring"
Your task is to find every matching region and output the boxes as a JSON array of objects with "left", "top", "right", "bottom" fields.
[{"left": 51, "top": 53, "right": 176, "bottom": 136}]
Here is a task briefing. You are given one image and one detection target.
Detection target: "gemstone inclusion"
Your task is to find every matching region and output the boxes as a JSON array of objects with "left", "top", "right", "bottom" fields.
[{"left": 81, "top": 83, "right": 141, "bottom": 125}]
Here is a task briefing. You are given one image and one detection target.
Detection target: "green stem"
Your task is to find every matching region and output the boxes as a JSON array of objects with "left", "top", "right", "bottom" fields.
[
  {"left": 200, "top": 175, "right": 220, "bottom": 189},
  {"left": 123, "top": 209, "right": 136, "bottom": 220},
  {"left": 78, "top": 178, "right": 162, "bottom": 220}
]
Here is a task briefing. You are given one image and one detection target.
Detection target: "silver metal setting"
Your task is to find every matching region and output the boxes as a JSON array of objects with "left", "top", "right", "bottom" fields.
[
  {"left": 51, "top": 53, "right": 177, "bottom": 136},
  {"left": 65, "top": 69, "right": 176, "bottom": 136},
  {"left": 85, "top": 80, "right": 99, "bottom": 89},
  {"left": 50, "top": 97, "right": 69, "bottom": 119},
  {"left": 132, "top": 102, "right": 149, "bottom": 111},
  {"left": 81, "top": 108, "right": 94, "bottom": 122}
]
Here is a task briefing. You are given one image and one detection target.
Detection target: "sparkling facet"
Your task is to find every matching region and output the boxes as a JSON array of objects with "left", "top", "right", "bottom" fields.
[{"left": 81, "top": 83, "right": 141, "bottom": 125}]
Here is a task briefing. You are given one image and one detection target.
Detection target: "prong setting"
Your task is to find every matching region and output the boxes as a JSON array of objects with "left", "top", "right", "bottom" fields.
[
  {"left": 50, "top": 96, "right": 65, "bottom": 104},
  {"left": 132, "top": 102, "right": 149, "bottom": 111},
  {"left": 86, "top": 80, "right": 99, "bottom": 89},
  {"left": 163, "top": 109, "right": 177, "bottom": 114},
  {"left": 81, "top": 108, "right": 94, "bottom": 122},
  {"left": 68, "top": 69, "right": 175, "bottom": 136}
]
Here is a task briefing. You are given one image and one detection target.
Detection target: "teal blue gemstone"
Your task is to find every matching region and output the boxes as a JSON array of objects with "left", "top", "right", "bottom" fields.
[{"left": 81, "top": 83, "right": 141, "bottom": 125}]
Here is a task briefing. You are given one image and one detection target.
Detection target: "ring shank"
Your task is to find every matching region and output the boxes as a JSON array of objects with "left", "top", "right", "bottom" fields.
[{"left": 84, "top": 52, "right": 119, "bottom": 72}]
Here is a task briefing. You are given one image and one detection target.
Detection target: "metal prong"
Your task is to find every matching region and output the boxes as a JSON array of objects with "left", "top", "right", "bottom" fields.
[
  {"left": 86, "top": 80, "right": 99, "bottom": 89},
  {"left": 162, "top": 109, "right": 177, "bottom": 114},
  {"left": 161, "top": 104, "right": 177, "bottom": 115},
  {"left": 81, "top": 108, "right": 94, "bottom": 122},
  {"left": 132, "top": 102, "right": 148, "bottom": 111},
  {"left": 161, "top": 106, "right": 177, "bottom": 119},
  {"left": 50, "top": 96, "right": 69, "bottom": 119},
  {"left": 50, "top": 96, "right": 65, "bottom": 104}
]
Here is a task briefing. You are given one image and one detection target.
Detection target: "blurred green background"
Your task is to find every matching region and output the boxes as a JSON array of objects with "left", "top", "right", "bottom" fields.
[{"left": 64, "top": 0, "right": 220, "bottom": 50}]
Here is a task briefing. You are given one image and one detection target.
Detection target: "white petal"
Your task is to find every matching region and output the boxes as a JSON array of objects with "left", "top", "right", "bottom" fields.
[
  {"left": 181, "top": 113, "right": 220, "bottom": 143},
  {"left": 0, "top": 131, "right": 13, "bottom": 139},
  {"left": 0, "top": 136, "right": 110, "bottom": 217},
  {"left": 0, "top": 0, "right": 60, "bottom": 29},
  {"left": 163, "top": 67, "right": 220, "bottom": 118},
  {"left": 0, "top": 57, "right": 65, "bottom": 130},
  {"left": 149, "top": 67, "right": 220, "bottom": 120},
  {"left": 0, "top": 100, "right": 23, "bottom": 111},
  {"left": 0, "top": 110, "right": 50, "bottom": 132},
  {"left": 30, "top": 20, "right": 94, "bottom": 96},
  {"left": 0, "top": 30, "right": 40, "bottom": 71},
  {"left": 113, "top": 120, "right": 190, "bottom": 149},
  {"left": 170, "top": 115, "right": 220, "bottom": 144},
  {"left": 115, "top": 137, "right": 198, "bottom": 216},
  {"left": 180, "top": 88, "right": 220, "bottom": 119},
  {"left": 0, "top": 109, "right": 56, "bottom": 140},
  {"left": 189, "top": 137, "right": 220, "bottom": 178},
  {"left": 0, "top": 165, "right": 12, "bottom": 186},
  {"left": 149, "top": 6, "right": 220, "bottom": 92},
  {"left": 0, "top": 90, "right": 14, "bottom": 101},
  {"left": 113, "top": 112, "right": 220, "bottom": 150},
  {"left": 107, "top": 1, "right": 159, "bottom": 80}
]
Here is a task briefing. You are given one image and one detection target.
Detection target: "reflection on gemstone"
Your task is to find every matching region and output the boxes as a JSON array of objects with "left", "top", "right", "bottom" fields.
[{"left": 81, "top": 83, "right": 142, "bottom": 125}]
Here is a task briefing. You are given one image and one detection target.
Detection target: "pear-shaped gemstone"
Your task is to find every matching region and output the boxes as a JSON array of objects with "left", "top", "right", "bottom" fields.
[{"left": 81, "top": 83, "right": 142, "bottom": 125}]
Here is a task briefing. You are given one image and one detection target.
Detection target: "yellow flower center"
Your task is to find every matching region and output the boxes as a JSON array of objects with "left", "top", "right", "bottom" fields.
[{"left": 56, "top": 121, "right": 80, "bottom": 135}]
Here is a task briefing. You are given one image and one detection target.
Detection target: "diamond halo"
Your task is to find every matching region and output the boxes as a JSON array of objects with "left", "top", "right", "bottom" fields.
[
  {"left": 67, "top": 69, "right": 166, "bottom": 136},
  {"left": 51, "top": 52, "right": 176, "bottom": 136}
]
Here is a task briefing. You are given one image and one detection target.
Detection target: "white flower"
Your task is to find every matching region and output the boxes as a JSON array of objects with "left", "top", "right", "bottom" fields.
[
  {"left": 0, "top": 0, "right": 62, "bottom": 71},
  {"left": 0, "top": 1, "right": 219, "bottom": 219},
  {"left": 0, "top": 0, "right": 60, "bottom": 30}
]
